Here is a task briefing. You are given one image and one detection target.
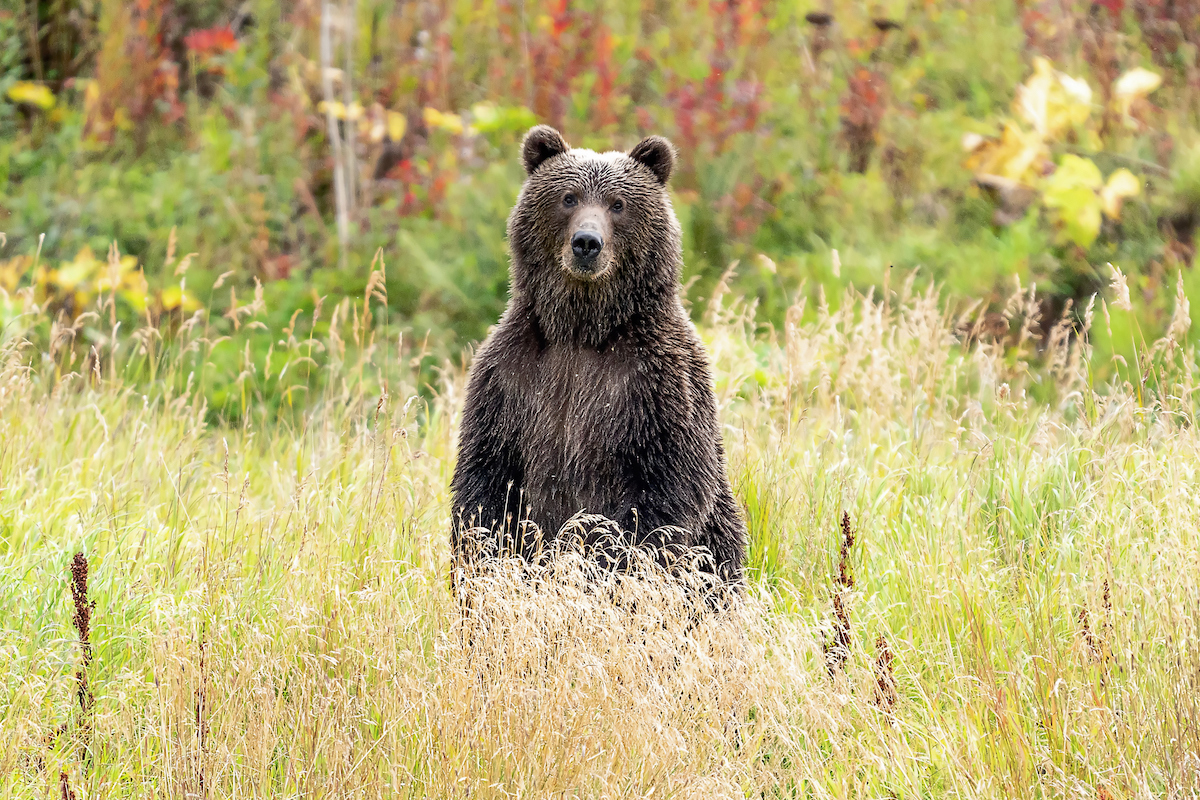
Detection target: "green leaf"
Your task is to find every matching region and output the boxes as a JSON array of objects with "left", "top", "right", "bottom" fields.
[{"left": 1042, "top": 154, "right": 1104, "bottom": 247}]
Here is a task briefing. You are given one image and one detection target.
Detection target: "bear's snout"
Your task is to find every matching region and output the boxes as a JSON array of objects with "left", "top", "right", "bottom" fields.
[
  {"left": 571, "top": 230, "right": 604, "bottom": 264},
  {"left": 562, "top": 205, "right": 613, "bottom": 279}
]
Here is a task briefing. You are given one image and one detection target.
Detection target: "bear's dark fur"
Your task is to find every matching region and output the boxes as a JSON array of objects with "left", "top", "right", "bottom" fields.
[{"left": 451, "top": 125, "right": 745, "bottom": 584}]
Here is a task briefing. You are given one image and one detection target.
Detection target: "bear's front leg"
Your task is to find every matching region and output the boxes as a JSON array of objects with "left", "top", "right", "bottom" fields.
[
  {"left": 609, "top": 352, "right": 745, "bottom": 584},
  {"left": 450, "top": 360, "right": 525, "bottom": 564}
]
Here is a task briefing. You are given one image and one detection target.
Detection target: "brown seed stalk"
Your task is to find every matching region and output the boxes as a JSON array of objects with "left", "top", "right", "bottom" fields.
[
  {"left": 68, "top": 553, "right": 95, "bottom": 722},
  {"left": 1102, "top": 578, "right": 1112, "bottom": 637},
  {"left": 824, "top": 512, "right": 857, "bottom": 676},
  {"left": 873, "top": 634, "right": 898, "bottom": 713},
  {"left": 1078, "top": 607, "right": 1102, "bottom": 662},
  {"left": 59, "top": 771, "right": 78, "bottom": 800},
  {"left": 837, "top": 511, "right": 856, "bottom": 590}
]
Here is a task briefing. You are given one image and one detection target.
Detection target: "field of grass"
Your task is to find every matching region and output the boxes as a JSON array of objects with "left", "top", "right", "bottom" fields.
[{"left": 2, "top": 271, "right": 1200, "bottom": 798}]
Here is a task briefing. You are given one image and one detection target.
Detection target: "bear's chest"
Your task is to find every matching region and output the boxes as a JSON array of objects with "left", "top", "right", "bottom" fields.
[{"left": 512, "top": 345, "right": 645, "bottom": 522}]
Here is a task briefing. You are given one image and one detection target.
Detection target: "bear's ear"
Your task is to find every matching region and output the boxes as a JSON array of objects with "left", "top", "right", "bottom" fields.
[
  {"left": 628, "top": 135, "right": 675, "bottom": 186},
  {"left": 521, "top": 125, "right": 570, "bottom": 175}
]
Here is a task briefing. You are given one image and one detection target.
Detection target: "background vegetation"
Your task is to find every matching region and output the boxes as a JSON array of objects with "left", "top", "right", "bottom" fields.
[{"left": 5, "top": 0, "right": 1200, "bottom": 414}]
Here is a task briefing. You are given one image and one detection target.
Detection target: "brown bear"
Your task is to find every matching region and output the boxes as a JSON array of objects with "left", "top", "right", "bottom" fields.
[{"left": 450, "top": 125, "right": 745, "bottom": 585}]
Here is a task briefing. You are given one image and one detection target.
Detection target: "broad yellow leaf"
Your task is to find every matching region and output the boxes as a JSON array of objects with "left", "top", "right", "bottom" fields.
[
  {"left": 1100, "top": 168, "right": 1142, "bottom": 220},
  {"left": 317, "top": 100, "right": 362, "bottom": 120},
  {"left": 424, "top": 107, "right": 464, "bottom": 135},
  {"left": 964, "top": 122, "right": 1049, "bottom": 185},
  {"left": 386, "top": 111, "right": 406, "bottom": 142},
  {"left": 1015, "top": 57, "right": 1092, "bottom": 141},
  {"left": 1042, "top": 155, "right": 1104, "bottom": 247},
  {"left": 1113, "top": 67, "right": 1163, "bottom": 116},
  {"left": 0, "top": 256, "right": 32, "bottom": 292},
  {"left": 160, "top": 285, "right": 199, "bottom": 311},
  {"left": 120, "top": 288, "right": 149, "bottom": 313},
  {"left": 6, "top": 81, "right": 55, "bottom": 110},
  {"left": 56, "top": 248, "right": 101, "bottom": 291},
  {"left": 1114, "top": 68, "right": 1162, "bottom": 101}
]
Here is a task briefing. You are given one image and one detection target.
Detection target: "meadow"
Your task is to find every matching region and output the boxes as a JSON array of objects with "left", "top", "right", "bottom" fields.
[
  {"left": 5, "top": 1, "right": 1200, "bottom": 795},
  {"left": 2, "top": 265, "right": 1199, "bottom": 798}
]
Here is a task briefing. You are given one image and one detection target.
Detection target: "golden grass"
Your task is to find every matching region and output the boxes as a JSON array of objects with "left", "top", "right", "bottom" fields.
[{"left": 2, "top": 269, "right": 1200, "bottom": 798}]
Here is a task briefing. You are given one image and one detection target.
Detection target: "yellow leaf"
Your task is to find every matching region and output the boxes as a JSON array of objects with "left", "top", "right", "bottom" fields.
[
  {"left": 33, "top": 265, "right": 54, "bottom": 291},
  {"left": 1100, "top": 168, "right": 1143, "bottom": 220},
  {"left": 1114, "top": 67, "right": 1162, "bottom": 101},
  {"left": 98, "top": 255, "right": 139, "bottom": 292},
  {"left": 318, "top": 100, "right": 361, "bottom": 120},
  {"left": 386, "top": 111, "right": 407, "bottom": 142},
  {"left": 56, "top": 248, "right": 101, "bottom": 291},
  {"left": 1113, "top": 67, "right": 1163, "bottom": 116},
  {"left": 1015, "top": 57, "right": 1092, "bottom": 142},
  {"left": 0, "top": 256, "right": 32, "bottom": 292},
  {"left": 1042, "top": 155, "right": 1104, "bottom": 247},
  {"left": 6, "top": 81, "right": 55, "bottom": 110},
  {"left": 964, "top": 122, "right": 1049, "bottom": 185},
  {"left": 120, "top": 288, "right": 148, "bottom": 313},
  {"left": 161, "top": 286, "right": 185, "bottom": 310},
  {"left": 423, "top": 107, "right": 464, "bottom": 135}
]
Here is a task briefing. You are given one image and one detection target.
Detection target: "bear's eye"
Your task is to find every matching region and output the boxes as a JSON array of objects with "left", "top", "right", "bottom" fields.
[
  {"left": 610, "top": 199, "right": 625, "bottom": 213},
  {"left": 563, "top": 193, "right": 577, "bottom": 207}
]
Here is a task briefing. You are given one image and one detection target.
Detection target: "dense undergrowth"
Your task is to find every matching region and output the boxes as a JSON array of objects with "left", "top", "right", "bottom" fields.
[
  {"left": 2, "top": 271, "right": 1199, "bottom": 797},
  {"left": 7, "top": 0, "right": 1200, "bottom": 416}
]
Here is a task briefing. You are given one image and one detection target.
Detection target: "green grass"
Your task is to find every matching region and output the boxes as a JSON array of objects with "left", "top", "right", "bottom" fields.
[{"left": 1, "top": 273, "right": 1199, "bottom": 798}]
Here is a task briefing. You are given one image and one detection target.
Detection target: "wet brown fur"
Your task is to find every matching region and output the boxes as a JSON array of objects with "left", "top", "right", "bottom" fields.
[{"left": 451, "top": 126, "right": 746, "bottom": 585}]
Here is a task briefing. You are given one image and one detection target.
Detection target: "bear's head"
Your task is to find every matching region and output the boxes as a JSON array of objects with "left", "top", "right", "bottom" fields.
[{"left": 507, "top": 125, "right": 683, "bottom": 345}]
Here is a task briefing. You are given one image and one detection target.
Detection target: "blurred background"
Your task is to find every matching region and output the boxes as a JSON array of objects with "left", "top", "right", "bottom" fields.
[{"left": 1, "top": 0, "right": 1197, "bottom": 413}]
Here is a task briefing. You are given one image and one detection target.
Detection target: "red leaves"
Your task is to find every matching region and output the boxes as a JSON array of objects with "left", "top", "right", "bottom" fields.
[
  {"left": 185, "top": 26, "right": 239, "bottom": 59},
  {"left": 528, "top": 4, "right": 615, "bottom": 129},
  {"left": 85, "top": 0, "right": 183, "bottom": 142},
  {"left": 841, "top": 68, "right": 887, "bottom": 173}
]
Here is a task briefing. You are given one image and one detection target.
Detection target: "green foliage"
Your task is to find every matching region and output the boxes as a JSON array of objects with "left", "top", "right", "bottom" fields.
[{"left": 1, "top": 0, "right": 1199, "bottom": 399}]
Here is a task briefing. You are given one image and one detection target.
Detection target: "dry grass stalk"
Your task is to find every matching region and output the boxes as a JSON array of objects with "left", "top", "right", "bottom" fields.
[{"left": 195, "top": 634, "right": 209, "bottom": 799}]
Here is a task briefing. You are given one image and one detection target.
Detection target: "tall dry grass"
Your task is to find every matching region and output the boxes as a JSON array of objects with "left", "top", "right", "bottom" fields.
[{"left": 1, "top": 262, "right": 1199, "bottom": 798}]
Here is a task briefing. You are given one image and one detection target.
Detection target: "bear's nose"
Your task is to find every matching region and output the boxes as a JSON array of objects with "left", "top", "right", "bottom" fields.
[{"left": 571, "top": 230, "right": 604, "bottom": 263}]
